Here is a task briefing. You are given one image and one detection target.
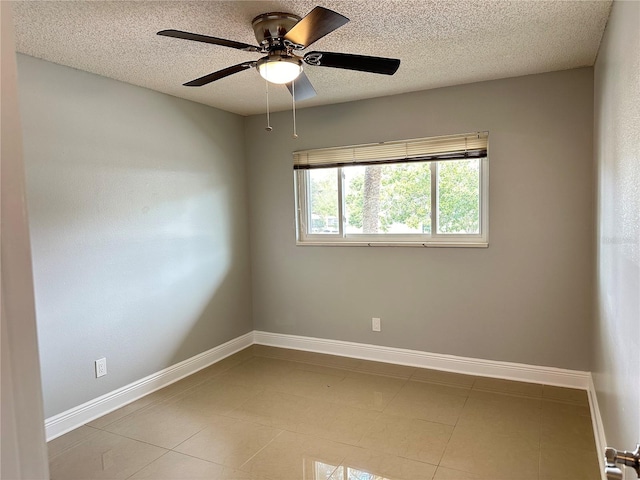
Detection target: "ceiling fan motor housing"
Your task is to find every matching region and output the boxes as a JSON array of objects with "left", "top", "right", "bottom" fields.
[{"left": 252, "top": 12, "right": 301, "bottom": 49}]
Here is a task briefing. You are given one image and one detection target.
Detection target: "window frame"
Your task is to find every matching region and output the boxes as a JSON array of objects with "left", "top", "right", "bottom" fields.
[{"left": 294, "top": 135, "right": 489, "bottom": 248}]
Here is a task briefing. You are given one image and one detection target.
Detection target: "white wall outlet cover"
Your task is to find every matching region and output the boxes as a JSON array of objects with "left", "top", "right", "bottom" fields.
[
  {"left": 372, "top": 317, "right": 381, "bottom": 332},
  {"left": 95, "top": 358, "right": 107, "bottom": 378}
]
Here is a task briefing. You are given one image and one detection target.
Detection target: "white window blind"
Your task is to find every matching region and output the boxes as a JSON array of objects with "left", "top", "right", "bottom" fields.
[{"left": 293, "top": 132, "right": 488, "bottom": 170}]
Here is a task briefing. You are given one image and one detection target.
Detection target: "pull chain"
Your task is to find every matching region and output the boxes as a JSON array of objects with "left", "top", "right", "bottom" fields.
[
  {"left": 265, "top": 77, "right": 272, "bottom": 132},
  {"left": 292, "top": 79, "right": 298, "bottom": 139}
]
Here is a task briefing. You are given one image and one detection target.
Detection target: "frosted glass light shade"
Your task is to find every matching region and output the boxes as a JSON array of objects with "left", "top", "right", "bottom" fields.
[{"left": 257, "top": 56, "right": 302, "bottom": 84}]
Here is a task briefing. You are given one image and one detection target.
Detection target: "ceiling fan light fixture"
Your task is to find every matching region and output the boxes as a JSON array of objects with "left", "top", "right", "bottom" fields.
[{"left": 257, "top": 55, "right": 302, "bottom": 84}]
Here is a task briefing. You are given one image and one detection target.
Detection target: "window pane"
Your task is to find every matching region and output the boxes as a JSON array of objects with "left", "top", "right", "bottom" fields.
[
  {"left": 344, "top": 163, "right": 431, "bottom": 234},
  {"left": 308, "top": 168, "right": 339, "bottom": 234},
  {"left": 437, "top": 159, "right": 480, "bottom": 234}
]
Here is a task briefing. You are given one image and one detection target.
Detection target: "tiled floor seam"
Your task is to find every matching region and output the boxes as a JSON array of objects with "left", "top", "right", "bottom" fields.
[
  {"left": 169, "top": 423, "right": 212, "bottom": 452},
  {"left": 161, "top": 449, "right": 233, "bottom": 470},
  {"left": 235, "top": 429, "right": 286, "bottom": 473},
  {"left": 92, "top": 427, "right": 179, "bottom": 452},
  {"left": 123, "top": 449, "right": 172, "bottom": 480},
  {"left": 434, "top": 414, "right": 457, "bottom": 468},
  {"left": 86, "top": 377, "right": 216, "bottom": 430},
  {"left": 85, "top": 400, "right": 161, "bottom": 430},
  {"left": 379, "top": 375, "right": 411, "bottom": 410},
  {"left": 215, "top": 404, "right": 378, "bottom": 451},
  {"left": 47, "top": 425, "right": 102, "bottom": 461}
]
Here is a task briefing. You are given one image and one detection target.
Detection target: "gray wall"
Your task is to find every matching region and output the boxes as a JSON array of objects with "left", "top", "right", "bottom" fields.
[
  {"left": 246, "top": 68, "right": 594, "bottom": 371},
  {"left": 593, "top": 0, "right": 640, "bottom": 453},
  {"left": 17, "top": 54, "right": 253, "bottom": 418}
]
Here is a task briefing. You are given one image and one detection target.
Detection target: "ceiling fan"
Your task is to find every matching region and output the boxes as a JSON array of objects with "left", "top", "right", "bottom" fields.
[{"left": 158, "top": 6, "right": 401, "bottom": 101}]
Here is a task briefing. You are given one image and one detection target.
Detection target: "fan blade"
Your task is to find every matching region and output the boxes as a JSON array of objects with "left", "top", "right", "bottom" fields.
[
  {"left": 158, "top": 29, "right": 260, "bottom": 53},
  {"left": 183, "top": 62, "right": 256, "bottom": 87},
  {"left": 304, "top": 51, "right": 400, "bottom": 75},
  {"left": 287, "top": 71, "right": 317, "bottom": 101},
  {"left": 284, "top": 7, "right": 349, "bottom": 49}
]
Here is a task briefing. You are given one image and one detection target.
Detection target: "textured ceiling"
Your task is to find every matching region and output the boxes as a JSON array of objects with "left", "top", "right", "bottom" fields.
[{"left": 13, "top": 1, "right": 611, "bottom": 116}]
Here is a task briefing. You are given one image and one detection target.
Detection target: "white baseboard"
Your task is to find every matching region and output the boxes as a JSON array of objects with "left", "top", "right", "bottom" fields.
[
  {"left": 44, "top": 331, "right": 253, "bottom": 441},
  {"left": 253, "top": 331, "right": 592, "bottom": 390},
  {"left": 588, "top": 375, "right": 607, "bottom": 480}
]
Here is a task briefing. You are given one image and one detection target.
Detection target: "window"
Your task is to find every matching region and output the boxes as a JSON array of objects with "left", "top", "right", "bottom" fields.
[{"left": 294, "top": 132, "right": 489, "bottom": 247}]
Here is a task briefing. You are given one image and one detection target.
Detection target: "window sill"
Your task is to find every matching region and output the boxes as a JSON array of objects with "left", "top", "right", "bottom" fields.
[{"left": 296, "top": 241, "right": 489, "bottom": 248}]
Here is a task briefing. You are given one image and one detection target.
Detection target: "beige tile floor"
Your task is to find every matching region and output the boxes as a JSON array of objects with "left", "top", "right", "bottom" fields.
[{"left": 48, "top": 345, "right": 601, "bottom": 480}]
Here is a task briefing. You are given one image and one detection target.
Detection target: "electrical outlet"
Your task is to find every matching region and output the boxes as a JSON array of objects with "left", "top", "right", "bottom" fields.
[
  {"left": 372, "top": 317, "right": 381, "bottom": 332},
  {"left": 95, "top": 358, "right": 107, "bottom": 378}
]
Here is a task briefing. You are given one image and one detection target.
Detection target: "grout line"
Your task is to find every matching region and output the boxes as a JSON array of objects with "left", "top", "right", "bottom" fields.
[
  {"left": 169, "top": 424, "right": 209, "bottom": 452},
  {"left": 94, "top": 429, "right": 174, "bottom": 451},
  {"left": 165, "top": 447, "right": 236, "bottom": 469},
  {"left": 123, "top": 449, "right": 171, "bottom": 480},
  {"left": 236, "top": 429, "right": 286, "bottom": 472},
  {"left": 379, "top": 374, "right": 410, "bottom": 412},
  {"left": 46, "top": 424, "right": 102, "bottom": 461},
  {"left": 452, "top": 388, "right": 472, "bottom": 428},
  {"left": 85, "top": 397, "right": 163, "bottom": 431},
  {"left": 538, "top": 398, "right": 543, "bottom": 480},
  {"left": 436, "top": 407, "right": 459, "bottom": 468}
]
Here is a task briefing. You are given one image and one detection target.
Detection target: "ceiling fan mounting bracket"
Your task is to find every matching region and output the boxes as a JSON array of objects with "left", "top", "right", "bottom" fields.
[{"left": 251, "top": 12, "right": 301, "bottom": 49}]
